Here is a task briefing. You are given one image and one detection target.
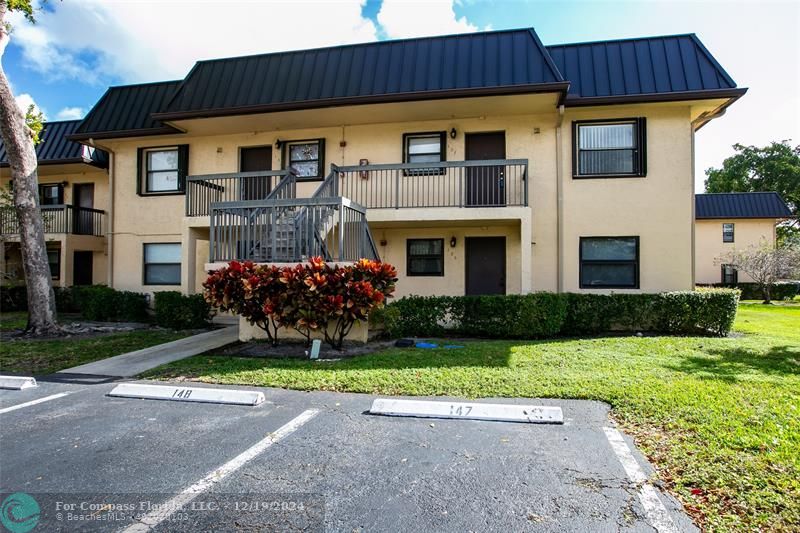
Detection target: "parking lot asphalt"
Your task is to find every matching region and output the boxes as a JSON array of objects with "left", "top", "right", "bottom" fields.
[{"left": 0, "top": 377, "right": 697, "bottom": 532}]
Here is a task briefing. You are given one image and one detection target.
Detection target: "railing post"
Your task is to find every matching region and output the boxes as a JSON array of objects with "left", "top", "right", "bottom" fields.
[
  {"left": 523, "top": 163, "right": 528, "bottom": 207},
  {"left": 209, "top": 209, "right": 216, "bottom": 262},
  {"left": 338, "top": 200, "right": 345, "bottom": 260},
  {"left": 394, "top": 169, "right": 400, "bottom": 209}
]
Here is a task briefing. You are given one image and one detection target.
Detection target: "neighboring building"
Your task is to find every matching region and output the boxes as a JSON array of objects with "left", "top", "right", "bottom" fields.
[
  {"left": 1, "top": 120, "right": 109, "bottom": 287},
  {"left": 695, "top": 192, "right": 793, "bottom": 284},
  {"left": 51, "top": 28, "right": 745, "bottom": 299}
]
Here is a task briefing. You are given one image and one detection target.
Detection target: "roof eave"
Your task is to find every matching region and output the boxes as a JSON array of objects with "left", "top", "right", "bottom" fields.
[
  {"left": 153, "top": 82, "right": 571, "bottom": 122},
  {"left": 562, "top": 88, "right": 747, "bottom": 107},
  {"left": 66, "top": 126, "right": 183, "bottom": 142},
  {"left": 696, "top": 215, "right": 793, "bottom": 220},
  {"left": 0, "top": 157, "right": 107, "bottom": 169}
]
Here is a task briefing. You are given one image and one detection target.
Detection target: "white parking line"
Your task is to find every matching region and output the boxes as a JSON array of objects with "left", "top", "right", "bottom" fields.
[
  {"left": 0, "top": 392, "right": 72, "bottom": 415},
  {"left": 121, "top": 408, "right": 319, "bottom": 533},
  {"left": 603, "top": 427, "right": 678, "bottom": 533}
]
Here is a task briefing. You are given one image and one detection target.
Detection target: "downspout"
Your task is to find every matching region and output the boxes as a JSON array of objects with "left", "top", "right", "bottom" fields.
[
  {"left": 555, "top": 105, "right": 565, "bottom": 293},
  {"left": 88, "top": 138, "right": 114, "bottom": 288}
]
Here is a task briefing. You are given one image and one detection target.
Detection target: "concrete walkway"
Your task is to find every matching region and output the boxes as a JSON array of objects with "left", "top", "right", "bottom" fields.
[{"left": 60, "top": 325, "right": 239, "bottom": 377}]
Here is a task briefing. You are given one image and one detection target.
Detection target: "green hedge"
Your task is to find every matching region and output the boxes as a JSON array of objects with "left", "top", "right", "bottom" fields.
[
  {"left": 455, "top": 293, "right": 567, "bottom": 338},
  {"left": 70, "top": 286, "right": 149, "bottom": 322},
  {"left": 0, "top": 285, "right": 149, "bottom": 321},
  {"left": 0, "top": 285, "right": 28, "bottom": 311},
  {"left": 383, "top": 289, "right": 740, "bottom": 339},
  {"left": 710, "top": 281, "right": 799, "bottom": 301},
  {"left": 153, "top": 291, "right": 212, "bottom": 330}
]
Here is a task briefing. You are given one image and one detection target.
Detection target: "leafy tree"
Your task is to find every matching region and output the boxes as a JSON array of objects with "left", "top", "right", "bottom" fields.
[
  {"left": 705, "top": 141, "right": 800, "bottom": 242},
  {"left": 0, "top": 0, "right": 61, "bottom": 334},
  {"left": 717, "top": 242, "right": 800, "bottom": 303}
]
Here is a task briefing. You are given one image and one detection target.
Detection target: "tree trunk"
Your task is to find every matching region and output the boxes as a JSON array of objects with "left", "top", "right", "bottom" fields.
[
  {"left": 0, "top": 7, "right": 61, "bottom": 335},
  {"left": 762, "top": 284, "right": 772, "bottom": 305}
]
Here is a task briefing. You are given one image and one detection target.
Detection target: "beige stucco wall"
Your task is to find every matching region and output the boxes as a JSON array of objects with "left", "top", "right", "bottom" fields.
[
  {"left": 102, "top": 97, "right": 698, "bottom": 297},
  {"left": 1, "top": 164, "right": 109, "bottom": 210},
  {"left": 695, "top": 218, "right": 777, "bottom": 284},
  {"left": 559, "top": 105, "right": 695, "bottom": 292},
  {"left": 371, "top": 223, "right": 522, "bottom": 298},
  {"left": 1, "top": 163, "right": 109, "bottom": 287}
]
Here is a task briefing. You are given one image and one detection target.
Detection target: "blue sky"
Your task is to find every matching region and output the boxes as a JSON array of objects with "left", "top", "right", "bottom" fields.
[{"left": 4, "top": 0, "right": 798, "bottom": 191}]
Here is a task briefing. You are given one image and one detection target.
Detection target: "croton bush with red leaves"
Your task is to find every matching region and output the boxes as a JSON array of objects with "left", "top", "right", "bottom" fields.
[{"left": 203, "top": 257, "right": 397, "bottom": 349}]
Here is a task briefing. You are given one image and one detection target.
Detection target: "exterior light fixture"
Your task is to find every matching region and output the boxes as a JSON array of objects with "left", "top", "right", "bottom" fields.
[
  {"left": 449, "top": 128, "right": 457, "bottom": 139},
  {"left": 275, "top": 139, "right": 282, "bottom": 149},
  {"left": 450, "top": 236, "right": 457, "bottom": 248}
]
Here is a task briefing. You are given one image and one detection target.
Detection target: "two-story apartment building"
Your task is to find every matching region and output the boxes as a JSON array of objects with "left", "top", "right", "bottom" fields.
[
  {"left": 61, "top": 28, "right": 744, "bottom": 298},
  {"left": 1, "top": 120, "right": 109, "bottom": 287},
  {"left": 695, "top": 192, "right": 793, "bottom": 284}
]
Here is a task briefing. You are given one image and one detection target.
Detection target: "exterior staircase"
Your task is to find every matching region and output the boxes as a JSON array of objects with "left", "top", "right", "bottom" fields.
[{"left": 209, "top": 167, "right": 378, "bottom": 263}]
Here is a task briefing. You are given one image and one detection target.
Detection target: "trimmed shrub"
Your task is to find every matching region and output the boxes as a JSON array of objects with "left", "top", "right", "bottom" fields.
[
  {"left": 456, "top": 293, "right": 568, "bottom": 338},
  {"left": 154, "top": 291, "right": 212, "bottom": 330},
  {"left": 381, "top": 289, "right": 740, "bottom": 339},
  {"left": 0, "top": 285, "right": 27, "bottom": 311},
  {"left": 562, "top": 294, "right": 615, "bottom": 335},
  {"left": 711, "top": 281, "right": 799, "bottom": 301},
  {"left": 383, "top": 295, "right": 453, "bottom": 338},
  {"left": 659, "top": 288, "right": 740, "bottom": 336},
  {"left": 2, "top": 285, "right": 152, "bottom": 322},
  {"left": 70, "top": 285, "right": 149, "bottom": 322}
]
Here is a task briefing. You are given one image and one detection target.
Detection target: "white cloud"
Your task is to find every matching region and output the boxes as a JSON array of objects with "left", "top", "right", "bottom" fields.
[
  {"left": 8, "top": 0, "right": 379, "bottom": 84},
  {"left": 14, "top": 93, "right": 46, "bottom": 119},
  {"left": 55, "top": 107, "right": 85, "bottom": 120},
  {"left": 377, "top": 0, "right": 483, "bottom": 39}
]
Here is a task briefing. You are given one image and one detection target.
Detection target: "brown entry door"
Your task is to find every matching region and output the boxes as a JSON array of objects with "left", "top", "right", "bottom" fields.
[
  {"left": 465, "top": 236, "right": 506, "bottom": 295},
  {"left": 73, "top": 251, "right": 93, "bottom": 286},
  {"left": 72, "top": 183, "right": 94, "bottom": 235},
  {"left": 240, "top": 146, "right": 273, "bottom": 200},
  {"left": 465, "top": 132, "right": 506, "bottom": 207}
]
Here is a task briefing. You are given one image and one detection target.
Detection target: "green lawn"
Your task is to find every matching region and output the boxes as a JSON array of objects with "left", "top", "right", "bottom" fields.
[
  {"left": 0, "top": 311, "right": 29, "bottom": 332},
  {"left": 0, "top": 327, "right": 191, "bottom": 375},
  {"left": 147, "top": 304, "right": 799, "bottom": 531}
]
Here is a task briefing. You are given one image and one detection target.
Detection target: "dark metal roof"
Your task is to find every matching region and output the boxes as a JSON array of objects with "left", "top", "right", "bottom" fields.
[
  {"left": 546, "top": 34, "right": 746, "bottom": 105},
  {"left": 155, "top": 28, "right": 567, "bottom": 120},
  {"left": 69, "top": 29, "right": 745, "bottom": 139},
  {"left": 696, "top": 192, "right": 793, "bottom": 219},
  {"left": 70, "top": 80, "right": 183, "bottom": 140},
  {"left": 1, "top": 120, "right": 107, "bottom": 168}
]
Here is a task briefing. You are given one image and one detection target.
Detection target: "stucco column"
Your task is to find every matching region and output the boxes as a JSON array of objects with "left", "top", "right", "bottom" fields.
[
  {"left": 181, "top": 226, "right": 198, "bottom": 295},
  {"left": 520, "top": 217, "right": 532, "bottom": 293}
]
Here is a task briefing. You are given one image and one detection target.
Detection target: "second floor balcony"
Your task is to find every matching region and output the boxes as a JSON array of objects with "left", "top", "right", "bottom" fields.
[
  {"left": 186, "top": 159, "right": 528, "bottom": 217},
  {"left": 1, "top": 204, "right": 105, "bottom": 237}
]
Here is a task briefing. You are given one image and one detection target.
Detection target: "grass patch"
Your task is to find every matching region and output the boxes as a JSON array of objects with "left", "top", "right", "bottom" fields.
[
  {"left": 0, "top": 329, "right": 191, "bottom": 375},
  {"left": 0, "top": 312, "right": 28, "bottom": 332},
  {"left": 146, "top": 304, "right": 800, "bottom": 531}
]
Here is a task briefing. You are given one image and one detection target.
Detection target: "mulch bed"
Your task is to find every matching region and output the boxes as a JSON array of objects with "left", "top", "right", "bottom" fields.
[{"left": 212, "top": 339, "right": 400, "bottom": 360}]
